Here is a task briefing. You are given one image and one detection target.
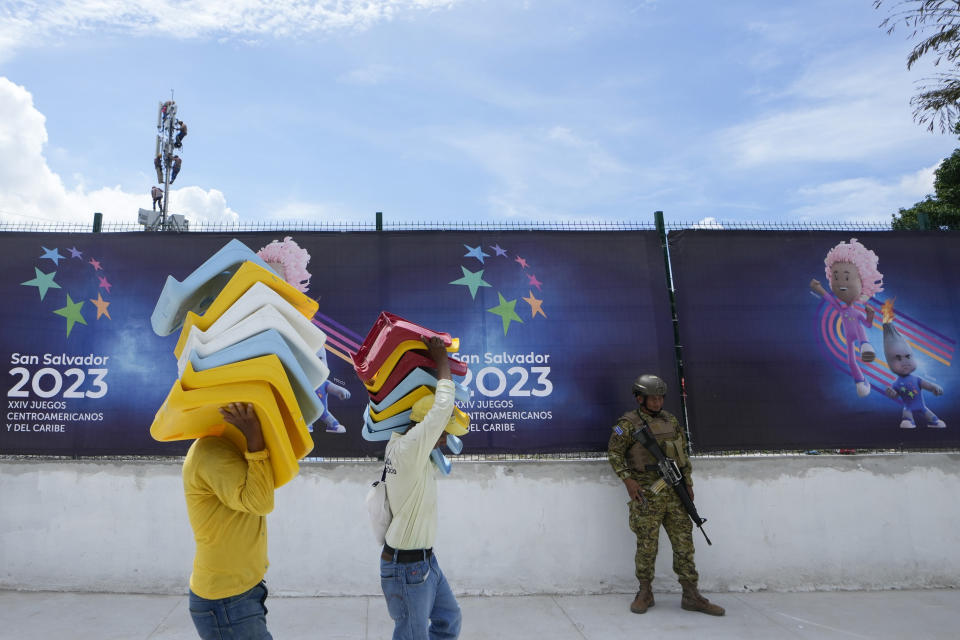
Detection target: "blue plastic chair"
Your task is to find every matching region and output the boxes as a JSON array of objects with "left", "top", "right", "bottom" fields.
[
  {"left": 177, "top": 305, "right": 329, "bottom": 389},
  {"left": 187, "top": 282, "right": 326, "bottom": 354},
  {"left": 446, "top": 434, "right": 463, "bottom": 455},
  {"left": 368, "top": 369, "right": 470, "bottom": 412},
  {"left": 431, "top": 434, "right": 466, "bottom": 475},
  {"left": 186, "top": 329, "right": 325, "bottom": 427},
  {"left": 431, "top": 449, "right": 452, "bottom": 475},
  {"left": 151, "top": 239, "right": 277, "bottom": 336},
  {"left": 364, "top": 405, "right": 415, "bottom": 432},
  {"left": 360, "top": 420, "right": 405, "bottom": 442}
]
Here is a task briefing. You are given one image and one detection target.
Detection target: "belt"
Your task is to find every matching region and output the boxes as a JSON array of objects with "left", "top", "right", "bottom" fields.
[
  {"left": 643, "top": 464, "right": 659, "bottom": 471},
  {"left": 381, "top": 543, "right": 433, "bottom": 564}
]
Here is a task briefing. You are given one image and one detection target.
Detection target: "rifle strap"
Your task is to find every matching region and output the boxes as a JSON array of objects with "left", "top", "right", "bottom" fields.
[
  {"left": 626, "top": 411, "right": 668, "bottom": 460},
  {"left": 619, "top": 410, "right": 651, "bottom": 441}
]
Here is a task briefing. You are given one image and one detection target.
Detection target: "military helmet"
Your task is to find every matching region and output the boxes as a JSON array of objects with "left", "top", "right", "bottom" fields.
[{"left": 632, "top": 374, "right": 667, "bottom": 397}]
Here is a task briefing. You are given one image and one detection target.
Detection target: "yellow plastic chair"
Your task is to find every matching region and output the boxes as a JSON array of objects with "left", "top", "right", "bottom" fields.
[
  {"left": 189, "top": 281, "right": 328, "bottom": 354},
  {"left": 173, "top": 262, "right": 318, "bottom": 358},
  {"left": 445, "top": 406, "right": 471, "bottom": 436},
  {"left": 176, "top": 305, "right": 329, "bottom": 390},
  {"left": 362, "top": 338, "right": 460, "bottom": 392},
  {"left": 149, "top": 379, "right": 300, "bottom": 487},
  {"left": 180, "top": 355, "right": 313, "bottom": 460},
  {"left": 367, "top": 385, "right": 435, "bottom": 422},
  {"left": 363, "top": 404, "right": 470, "bottom": 437}
]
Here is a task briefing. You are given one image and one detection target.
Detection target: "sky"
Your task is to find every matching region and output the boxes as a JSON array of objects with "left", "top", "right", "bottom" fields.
[{"left": 0, "top": 0, "right": 957, "bottom": 228}]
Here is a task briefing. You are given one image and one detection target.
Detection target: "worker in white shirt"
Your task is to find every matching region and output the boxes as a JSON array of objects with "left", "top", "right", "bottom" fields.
[{"left": 380, "top": 336, "right": 461, "bottom": 639}]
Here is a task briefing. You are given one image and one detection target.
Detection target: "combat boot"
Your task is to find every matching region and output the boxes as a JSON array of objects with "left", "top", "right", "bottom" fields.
[
  {"left": 629, "top": 579, "right": 654, "bottom": 614},
  {"left": 679, "top": 580, "right": 725, "bottom": 616}
]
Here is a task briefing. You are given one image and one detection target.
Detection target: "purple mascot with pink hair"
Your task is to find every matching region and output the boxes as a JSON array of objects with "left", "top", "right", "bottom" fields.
[
  {"left": 257, "top": 236, "right": 351, "bottom": 433},
  {"left": 809, "top": 238, "right": 884, "bottom": 398}
]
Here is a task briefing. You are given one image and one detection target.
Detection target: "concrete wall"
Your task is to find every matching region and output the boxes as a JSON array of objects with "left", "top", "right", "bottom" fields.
[{"left": 2, "top": 453, "right": 958, "bottom": 595}]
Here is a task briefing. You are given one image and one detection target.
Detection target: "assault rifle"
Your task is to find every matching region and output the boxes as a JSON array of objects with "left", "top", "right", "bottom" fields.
[{"left": 633, "top": 421, "right": 712, "bottom": 546}]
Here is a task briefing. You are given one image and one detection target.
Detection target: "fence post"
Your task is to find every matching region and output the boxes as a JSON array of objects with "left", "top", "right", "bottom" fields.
[
  {"left": 92, "top": 212, "right": 103, "bottom": 233},
  {"left": 653, "top": 210, "right": 691, "bottom": 442},
  {"left": 376, "top": 211, "right": 383, "bottom": 231},
  {"left": 918, "top": 211, "right": 929, "bottom": 230}
]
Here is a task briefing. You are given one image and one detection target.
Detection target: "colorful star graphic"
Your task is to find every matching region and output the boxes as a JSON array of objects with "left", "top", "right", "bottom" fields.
[
  {"left": 522, "top": 290, "right": 546, "bottom": 318},
  {"left": 450, "top": 266, "right": 492, "bottom": 299},
  {"left": 53, "top": 294, "right": 87, "bottom": 337},
  {"left": 21, "top": 268, "right": 61, "bottom": 301},
  {"left": 40, "top": 247, "right": 64, "bottom": 266},
  {"left": 527, "top": 273, "right": 542, "bottom": 290},
  {"left": 463, "top": 244, "right": 490, "bottom": 264},
  {"left": 68, "top": 247, "right": 83, "bottom": 259},
  {"left": 491, "top": 244, "right": 508, "bottom": 257},
  {"left": 89, "top": 258, "right": 102, "bottom": 271},
  {"left": 515, "top": 256, "right": 529, "bottom": 269},
  {"left": 90, "top": 293, "right": 111, "bottom": 320},
  {"left": 487, "top": 292, "right": 524, "bottom": 335},
  {"left": 98, "top": 276, "right": 113, "bottom": 293}
]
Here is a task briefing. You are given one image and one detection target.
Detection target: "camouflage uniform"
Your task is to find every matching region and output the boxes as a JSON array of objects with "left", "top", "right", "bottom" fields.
[{"left": 608, "top": 408, "right": 698, "bottom": 584}]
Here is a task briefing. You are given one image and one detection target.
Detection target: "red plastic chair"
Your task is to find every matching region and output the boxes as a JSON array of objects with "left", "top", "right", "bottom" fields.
[
  {"left": 352, "top": 311, "right": 457, "bottom": 380},
  {"left": 363, "top": 349, "right": 468, "bottom": 395}
]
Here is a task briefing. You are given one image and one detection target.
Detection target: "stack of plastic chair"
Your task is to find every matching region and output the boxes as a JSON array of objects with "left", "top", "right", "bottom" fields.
[
  {"left": 353, "top": 311, "right": 470, "bottom": 474},
  {"left": 148, "top": 239, "right": 329, "bottom": 487}
]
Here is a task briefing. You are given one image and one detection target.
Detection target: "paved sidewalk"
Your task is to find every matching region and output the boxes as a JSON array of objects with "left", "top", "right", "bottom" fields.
[{"left": 1, "top": 588, "right": 957, "bottom": 639}]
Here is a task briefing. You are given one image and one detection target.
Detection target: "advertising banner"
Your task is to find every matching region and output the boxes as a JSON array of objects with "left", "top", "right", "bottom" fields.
[
  {"left": 670, "top": 230, "right": 960, "bottom": 451},
  {"left": 0, "top": 231, "right": 676, "bottom": 457}
]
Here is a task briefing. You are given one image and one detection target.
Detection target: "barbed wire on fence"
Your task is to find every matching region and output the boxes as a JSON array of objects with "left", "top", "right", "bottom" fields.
[
  {"left": 663, "top": 220, "right": 894, "bottom": 231},
  {"left": 0, "top": 218, "right": 910, "bottom": 233}
]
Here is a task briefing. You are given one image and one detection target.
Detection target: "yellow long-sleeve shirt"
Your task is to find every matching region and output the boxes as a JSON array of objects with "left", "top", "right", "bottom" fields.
[{"left": 182, "top": 436, "right": 274, "bottom": 600}]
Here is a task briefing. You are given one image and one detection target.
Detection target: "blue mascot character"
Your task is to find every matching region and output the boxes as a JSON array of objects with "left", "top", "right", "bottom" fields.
[
  {"left": 316, "top": 346, "right": 351, "bottom": 434},
  {"left": 881, "top": 301, "right": 946, "bottom": 429}
]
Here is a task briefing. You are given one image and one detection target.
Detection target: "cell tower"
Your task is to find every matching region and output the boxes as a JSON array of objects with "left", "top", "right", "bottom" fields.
[{"left": 139, "top": 94, "right": 189, "bottom": 231}]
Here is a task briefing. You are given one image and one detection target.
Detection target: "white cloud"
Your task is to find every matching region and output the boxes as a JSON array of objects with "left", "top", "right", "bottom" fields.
[
  {"left": 546, "top": 126, "right": 628, "bottom": 174},
  {"left": 692, "top": 217, "right": 724, "bottom": 229},
  {"left": 262, "top": 200, "right": 371, "bottom": 225},
  {"left": 0, "top": 77, "right": 238, "bottom": 227},
  {"left": 443, "top": 124, "right": 646, "bottom": 219},
  {"left": 789, "top": 164, "right": 937, "bottom": 223},
  {"left": 338, "top": 64, "right": 398, "bottom": 86},
  {"left": 716, "top": 52, "right": 926, "bottom": 167},
  {"left": 166, "top": 187, "right": 239, "bottom": 224},
  {"left": 0, "top": 0, "right": 461, "bottom": 61}
]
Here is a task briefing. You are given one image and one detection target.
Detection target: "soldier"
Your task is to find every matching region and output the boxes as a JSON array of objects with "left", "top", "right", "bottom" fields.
[{"left": 608, "top": 374, "right": 724, "bottom": 616}]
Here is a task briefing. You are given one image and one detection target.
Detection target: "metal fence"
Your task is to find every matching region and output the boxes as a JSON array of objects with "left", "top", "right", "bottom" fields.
[
  {"left": 0, "top": 215, "right": 920, "bottom": 463},
  {"left": 0, "top": 218, "right": 895, "bottom": 233}
]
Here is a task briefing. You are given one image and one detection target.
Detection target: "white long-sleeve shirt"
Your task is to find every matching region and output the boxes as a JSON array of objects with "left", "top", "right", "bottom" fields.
[{"left": 383, "top": 378, "right": 455, "bottom": 550}]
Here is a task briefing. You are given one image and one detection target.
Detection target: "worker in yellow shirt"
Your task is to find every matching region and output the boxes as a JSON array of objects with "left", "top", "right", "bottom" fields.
[{"left": 183, "top": 402, "right": 275, "bottom": 640}]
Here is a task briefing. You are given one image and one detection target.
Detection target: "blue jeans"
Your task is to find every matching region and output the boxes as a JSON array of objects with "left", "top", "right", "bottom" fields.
[
  {"left": 380, "top": 552, "right": 461, "bottom": 640},
  {"left": 189, "top": 581, "right": 272, "bottom": 640}
]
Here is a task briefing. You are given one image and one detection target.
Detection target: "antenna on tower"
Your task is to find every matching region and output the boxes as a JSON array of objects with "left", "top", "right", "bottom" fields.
[{"left": 140, "top": 95, "right": 189, "bottom": 232}]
